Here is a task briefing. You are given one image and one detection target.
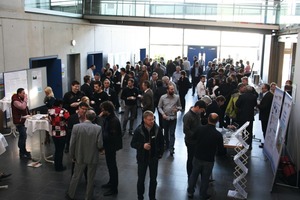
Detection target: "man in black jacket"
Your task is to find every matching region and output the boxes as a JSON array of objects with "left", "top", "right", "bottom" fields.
[
  {"left": 187, "top": 113, "right": 224, "bottom": 200},
  {"left": 98, "top": 101, "right": 122, "bottom": 196},
  {"left": 191, "top": 61, "right": 203, "bottom": 96},
  {"left": 131, "top": 111, "right": 164, "bottom": 200},
  {"left": 80, "top": 75, "right": 93, "bottom": 100},
  {"left": 257, "top": 83, "right": 273, "bottom": 148},
  {"left": 183, "top": 100, "right": 206, "bottom": 178},
  {"left": 236, "top": 83, "right": 257, "bottom": 150}
]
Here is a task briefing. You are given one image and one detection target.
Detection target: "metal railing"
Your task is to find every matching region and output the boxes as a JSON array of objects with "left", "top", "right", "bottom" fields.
[{"left": 24, "top": 0, "right": 300, "bottom": 25}]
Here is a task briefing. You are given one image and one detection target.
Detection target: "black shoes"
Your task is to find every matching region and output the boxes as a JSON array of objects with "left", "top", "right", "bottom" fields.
[
  {"left": 103, "top": 189, "right": 118, "bottom": 196},
  {"left": 101, "top": 183, "right": 112, "bottom": 189},
  {"left": 118, "top": 111, "right": 124, "bottom": 114},
  {"left": 65, "top": 193, "right": 74, "bottom": 200},
  {"left": 20, "top": 151, "right": 31, "bottom": 159},
  {"left": 188, "top": 193, "right": 194, "bottom": 199},
  {"left": 259, "top": 143, "right": 264, "bottom": 148},
  {"left": 0, "top": 172, "right": 12, "bottom": 179},
  {"left": 102, "top": 183, "right": 118, "bottom": 196},
  {"left": 170, "top": 148, "right": 175, "bottom": 156},
  {"left": 55, "top": 166, "right": 66, "bottom": 172}
]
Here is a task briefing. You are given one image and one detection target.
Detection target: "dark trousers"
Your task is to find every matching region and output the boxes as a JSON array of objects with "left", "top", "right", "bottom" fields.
[
  {"left": 179, "top": 92, "right": 187, "bottom": 110},
  {"left": 52, "top": 136, "right": 66, "bottom": 170},
  {"left": 65, "top": 131, "right": 71, "bottom": 151},
  {"left": 123, "top": 104, "right": 137, "bottom": 132},
  {"left": 162, "top": 119, "right": 177, "bottom": 150},
  {"left": 261, "top": 120, "right": 268, "bottom": 139},
  {"left": 137, "top": 158, "right": 158, "bottom": 200},
  {"left": 188, "top": 158, "right": 214, "bottom": 200},
  {"left": 16, "top": 124, "right": 27, "bottom": 154},
  {"left": 105, "top": 148, "right": 118, "bottom": 190},
  {"left": 186, "top": 143, "right": 196, "bottom": 178},
  {"left": 192, "top": 80, "right": 198, "bottom": 95},
  {"left": 192, "top": 77, "right": 200, "bottom": 95}
]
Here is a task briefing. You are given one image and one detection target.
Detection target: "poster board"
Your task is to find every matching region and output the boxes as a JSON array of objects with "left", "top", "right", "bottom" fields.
[
  {"left": 4, "top": 67, "right": 47, "bottom": 110},
  {"left": 27, "top": 67, "right": 47, "bottom": 109},
  {"left": 3, "top": 70, "right": 28, "bottom": 101},
  {"left": 263, "top": 87, "right": 284, "bottom": 173}
]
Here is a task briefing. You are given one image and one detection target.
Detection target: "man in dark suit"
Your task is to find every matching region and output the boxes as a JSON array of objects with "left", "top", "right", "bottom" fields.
[
  {"left": 119, "top": 67, "right": 130, "bottom": 114},
  {"left": 236, "top": 83, "right": 257, "bottom": 150},
  {"left": 97, "top": 101, "right": 123, "bottom": 196},
  {"left": 203, "top": 95, "right": 226, "bottom": 127},
  {"left": 190, "top": 61, "right": 202, "bottom": 96},
  {"left": 66, "top": 110, "right": 103, "bottom": 200},
  {"left": 141, "top": 80, "right": 154, "bottom": 113},
  {"left": 103, "top": 78, "right": 120, "bottom": 110},
  {"left": 150, "top": 72, "right": 158, "bottom": 94},
  {"left": 112, "top": 65, "right": 121, "bottom": 94},
  {"left": 81, "top": 75, "right": 93, "bottom": 100},
  {"left": 257, "top": 83, "right": 273, "bottom": 148}
]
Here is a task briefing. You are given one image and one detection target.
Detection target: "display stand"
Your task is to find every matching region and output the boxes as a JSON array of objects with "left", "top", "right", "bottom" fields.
[
  {"left": 0, "top": 133, "right": 9, "bottom": 189},
  {"left": 227, "top": 122, "right": 250, "bottom": 199},
  {"left": 0, "top": 99, "right": 18, "bottom": 137}
]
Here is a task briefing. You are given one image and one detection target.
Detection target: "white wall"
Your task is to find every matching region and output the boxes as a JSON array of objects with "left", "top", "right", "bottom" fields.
[{"left": 0, "top": 1, "right": 149, "bottom": 94}]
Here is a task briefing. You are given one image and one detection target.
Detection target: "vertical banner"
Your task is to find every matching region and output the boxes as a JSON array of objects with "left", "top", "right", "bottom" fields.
[{"left": 263, "top": 87, "right": 284, "bottom": 173}]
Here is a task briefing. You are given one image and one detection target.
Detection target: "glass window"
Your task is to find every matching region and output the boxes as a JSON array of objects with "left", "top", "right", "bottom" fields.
[
  {"left": 184, "top": 29, "right": 220, "bottom": 45},
  {"left": 150, "top": 27, "right": 183, "bottom": 45},
  {"left": 150, "top": 45, "right": 183, "bottom": 61}
]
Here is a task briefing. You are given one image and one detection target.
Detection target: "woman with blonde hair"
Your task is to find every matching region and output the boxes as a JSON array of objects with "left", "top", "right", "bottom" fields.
[{"left": 44, "top": 86, "right": 55, "bottom": 109}]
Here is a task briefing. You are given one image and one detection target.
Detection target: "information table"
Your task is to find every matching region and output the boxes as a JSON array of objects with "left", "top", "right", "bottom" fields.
[
  {"left": 25, "top": 114, "right": 53, "bottom": 163},
  {"left": 0, "top": 99, "right": 18, "bottom": 137}
]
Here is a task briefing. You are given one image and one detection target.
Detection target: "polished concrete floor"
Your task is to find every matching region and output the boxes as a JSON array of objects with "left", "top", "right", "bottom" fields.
[{"left": 0, "top": 91, "right": 299, "bottom": 200}]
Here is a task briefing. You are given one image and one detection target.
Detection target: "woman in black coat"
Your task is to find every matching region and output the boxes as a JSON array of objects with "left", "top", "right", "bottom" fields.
[{"left": 177, "top": 70, "right": 191, "bottom": 110}]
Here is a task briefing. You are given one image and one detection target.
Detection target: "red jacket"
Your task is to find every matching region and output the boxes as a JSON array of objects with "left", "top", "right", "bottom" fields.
[{"left": 11, "top": 94, "right": 29, "bottom": 125}]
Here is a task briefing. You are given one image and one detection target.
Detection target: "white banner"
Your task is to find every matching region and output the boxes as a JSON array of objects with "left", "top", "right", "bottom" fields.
[{"left": 263, "top": 87, "right": 284, "bottom": 173}]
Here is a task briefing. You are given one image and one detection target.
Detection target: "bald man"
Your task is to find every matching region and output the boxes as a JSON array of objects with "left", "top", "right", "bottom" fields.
[{"left": 187, "top": 113, "right": 224, "bottom": 200}]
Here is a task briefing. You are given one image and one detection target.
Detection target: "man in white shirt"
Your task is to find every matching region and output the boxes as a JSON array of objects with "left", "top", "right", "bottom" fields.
[
  {"left": 86, "top": 64, "right": 96, "bottom": 81},
  {"left": 196, "top": 75, "right": 206, "bottom": 99}
]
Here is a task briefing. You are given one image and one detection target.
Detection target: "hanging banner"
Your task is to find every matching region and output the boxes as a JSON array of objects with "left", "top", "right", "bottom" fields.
[{"left": 263, "top": 87, "right": 284, "bottom": 173}]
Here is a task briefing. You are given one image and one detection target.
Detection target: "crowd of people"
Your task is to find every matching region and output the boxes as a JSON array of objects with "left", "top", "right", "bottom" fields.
[{"left": 7, "top": 56, "right": 293, "bottom": 200}]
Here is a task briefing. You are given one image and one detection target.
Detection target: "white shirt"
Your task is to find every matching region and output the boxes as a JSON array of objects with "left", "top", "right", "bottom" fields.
[
  {"left": 183, "top": 60, "right": 191, "bottom": 71},
  {"left": 197, "top": 81, "right": 206, "bottom": 98},
  {"left": 86, "top": 68, "right": 94, "bottom": 80}
]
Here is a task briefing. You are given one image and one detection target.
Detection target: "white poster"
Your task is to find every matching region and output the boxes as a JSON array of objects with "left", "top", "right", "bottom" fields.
[
  {"left": 263, "top": 87, "right": 284, "bottom": 173},
  {"left": 4, "top": 70, "right": 28, "bottom": 100}
]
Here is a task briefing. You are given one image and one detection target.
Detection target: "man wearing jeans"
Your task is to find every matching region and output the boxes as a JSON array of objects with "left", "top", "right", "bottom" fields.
[
  {"left": 187, "top": 113, "right": 224, "bottom": 200},
  {"left": 121, "top": 78, "right": 139, "bottom": 135},
  {"left": 131, "top": 111, "right": 164, "bottom": 200},
  {"left": 158, "top": 84, "right": 181, "bottom": 156},
  {"left": 11, "top": 88, "right": 31, "bottom": 159}
]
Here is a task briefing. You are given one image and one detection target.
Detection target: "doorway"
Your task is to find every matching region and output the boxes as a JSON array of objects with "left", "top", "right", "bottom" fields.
[
  {"left": 29, "top": 56, "right": 63, "bottom": 99},
  {"left": 187, "top": 45, "right": 217, "bottom": 68},
  {"left": 67, "top": 54, "right": 80, "bottom": 91},
  {"left": 87, "top": 52, "right": 103, "bottom": 75}
]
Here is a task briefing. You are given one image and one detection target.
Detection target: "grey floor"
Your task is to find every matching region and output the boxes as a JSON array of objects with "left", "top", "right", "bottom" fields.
[{"left": 0, "top": 91, "right": 299, "bottom": 200}]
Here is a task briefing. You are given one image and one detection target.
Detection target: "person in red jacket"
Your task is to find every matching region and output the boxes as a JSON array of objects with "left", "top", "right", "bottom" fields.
[
  {"left": 11, "top": 88, "right": 30, "bottom": 159},
  {"left": 48, "top": 99, "right": 70, "bottom": 171}
]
